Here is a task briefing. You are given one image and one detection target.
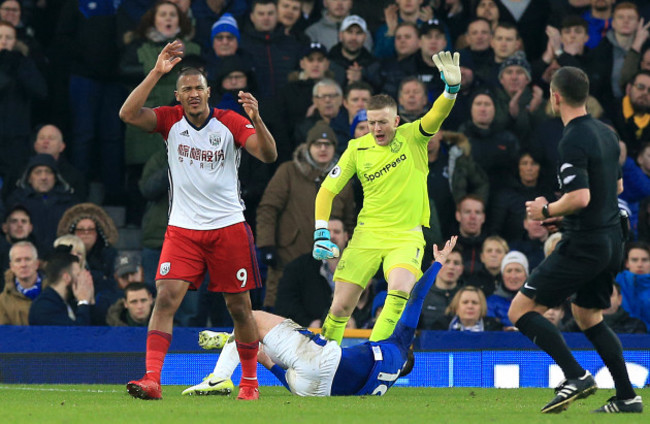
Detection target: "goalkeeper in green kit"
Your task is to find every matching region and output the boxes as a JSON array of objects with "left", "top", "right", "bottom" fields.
[{"left": 312, "top": 51, "right": 461, "bottom": 344}]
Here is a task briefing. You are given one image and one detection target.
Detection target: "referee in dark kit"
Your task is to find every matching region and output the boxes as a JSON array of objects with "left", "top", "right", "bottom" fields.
[{"left": 507, "top": 66, "right": 642, "bottom": 415}]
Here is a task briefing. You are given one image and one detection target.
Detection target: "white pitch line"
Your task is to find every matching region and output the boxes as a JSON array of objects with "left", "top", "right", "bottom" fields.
[{"left": 0, "top": 386, "right": 120, "bottom": 393}]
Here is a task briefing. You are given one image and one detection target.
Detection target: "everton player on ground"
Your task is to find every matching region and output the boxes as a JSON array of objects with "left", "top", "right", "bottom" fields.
[
  {"left": 182, "top": 237, "right": 456, "bottom": 397},
  {"left": 119, "top": 40, "right": 277, "bottom": 401}
]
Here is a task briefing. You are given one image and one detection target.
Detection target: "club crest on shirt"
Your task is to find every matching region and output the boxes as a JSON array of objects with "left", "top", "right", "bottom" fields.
[
  {"left": 160, "top": 262, "right": 171, "bottom": 276},
  {"left": 209, "top": 133, "right": 222, "bottom": 147},
  {"left": 390, "top": 139, "right": 402, "bottom": 153}
]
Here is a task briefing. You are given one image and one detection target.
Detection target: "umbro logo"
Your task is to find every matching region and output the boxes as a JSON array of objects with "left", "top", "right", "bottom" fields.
[{"left": 180, "top": 130, "right": 190, "bottom": 137}]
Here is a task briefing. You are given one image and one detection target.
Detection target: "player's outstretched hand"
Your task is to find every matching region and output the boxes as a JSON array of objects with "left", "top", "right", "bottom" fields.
[
  {"left": 155, "top": 40, "right": 184, "bottom": 74},
  {"left": 433, "top": 236, "right": 457, "bottom": 265},
  {"left": 432, "top": 51, "right": 461, "bottom": 93},
  {"left": 238, "top": 91, "right": 260, "bottom": 121},
  {"left": 257, "top": 348, "right": 275, "bottom": 370}
]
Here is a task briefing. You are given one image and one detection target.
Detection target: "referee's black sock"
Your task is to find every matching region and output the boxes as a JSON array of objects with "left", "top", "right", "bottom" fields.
[
  {"left": 583, "top": 320, "right": 636, "bottom": 400},
  {"left": 516, "top": 311, "right": 585, "bottom": 379}
]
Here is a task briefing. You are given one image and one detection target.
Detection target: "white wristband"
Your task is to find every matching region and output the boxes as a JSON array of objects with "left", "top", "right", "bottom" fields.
[
  {"left": 77, "top": 300, "right": 90, "bottom": 306},
  {"left": 315, "top": 220, "right": 329, "bottom": 230}
]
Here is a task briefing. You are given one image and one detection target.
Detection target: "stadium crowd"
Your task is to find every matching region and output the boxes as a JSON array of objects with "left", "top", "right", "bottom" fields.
[{"left": 1, "top": 0, "right": 650, "bottom": 335}]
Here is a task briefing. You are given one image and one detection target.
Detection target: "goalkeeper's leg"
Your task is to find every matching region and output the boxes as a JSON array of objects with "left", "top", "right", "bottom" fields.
[{"left": 322, "top": 281, "right": 364, "bottom": 344}]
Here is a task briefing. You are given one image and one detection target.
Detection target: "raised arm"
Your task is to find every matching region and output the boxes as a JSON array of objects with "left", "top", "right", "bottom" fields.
[
  {"left": 119, "top": 40, "right": 185, "bottom": 132},
  {"left": 239, "top": 91, "right": 278, "bottom": 163}
]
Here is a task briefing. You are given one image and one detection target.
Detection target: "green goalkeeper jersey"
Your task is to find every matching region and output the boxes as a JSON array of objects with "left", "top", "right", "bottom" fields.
[{"left": 321, "top": 120, "right": 431, "bottom": 231}]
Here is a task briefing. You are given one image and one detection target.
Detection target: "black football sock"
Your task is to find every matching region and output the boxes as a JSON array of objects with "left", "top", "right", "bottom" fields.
[
  {"left": 516, "top": 311, "right": 585, "bottom": 379},
  {"left": 583, "top": 321, "right": 636, "bottom": 400}
]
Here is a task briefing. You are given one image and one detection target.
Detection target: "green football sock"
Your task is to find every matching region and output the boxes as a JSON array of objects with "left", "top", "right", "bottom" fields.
[
  {"left": 322, "top": 313, "right": 350, "bottom": 344},
  {"left": 369, "top": 290, "right": 410, "bottom": 342}
]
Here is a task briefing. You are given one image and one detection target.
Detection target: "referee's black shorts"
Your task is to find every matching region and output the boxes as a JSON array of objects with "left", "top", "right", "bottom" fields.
[{"left": 520, "top": 227, "right": 623, "bottom": 309}]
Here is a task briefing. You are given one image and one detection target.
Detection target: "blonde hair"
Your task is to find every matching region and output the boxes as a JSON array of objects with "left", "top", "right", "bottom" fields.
[
  {"left": 54, "top": 234, "right": 87, "bottom": 268},
  {"left": 482, "top": 235, "right": 509, "bottom": 254},
  {"left": 445, "top": 286, "right": 487, "bottom": 318}
]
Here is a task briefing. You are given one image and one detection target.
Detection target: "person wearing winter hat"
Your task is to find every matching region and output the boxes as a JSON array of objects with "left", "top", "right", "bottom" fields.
[
  {"left": 349, "top": 109, "right": 369, "bottom": 139},
  {"left": 256, "top": 120, "right": 355, "bottom": 309},
  {"left": 6, "top": 154, "right": 78, "bottom": 255},
  {"left": 486, "top": 251, "right": 529, "bottom": 329}
]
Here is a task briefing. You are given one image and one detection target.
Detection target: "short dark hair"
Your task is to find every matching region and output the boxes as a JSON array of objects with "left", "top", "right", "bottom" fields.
[
  {"left": 631, "top": 70, "right": 650, "bottom": 86},
  {"left": 397, "top": 76, "right": 427, "bottom": 99},
  {"left": 467, "top": 17, "right": 492, "bottom": 32},
  {"left": 494, "top": 21, "right": 518, "bottom": 36},
  {"left": 251, "top": 0, "right": 276, "bottom": 10},
  {"left": 176, "top": 67, "right": 208, "bottom": 90},
  {"left": 124, "top": 282, "right": 151, "bottom": 297},
  {"left": 625, "top": 241, "right": 650, "bottom": 260},
  {"left": 344, "top": 81, "right": 373, "bottom": 99},
  {"left": 367, "top": 94, "right": 397, "bottom": 112},
  {"left": 560, "top": 15, "right": 588, "bottom": 32},
  {"left": 456, "top": 193, "right": 485, "bottom": 212},
  {"left": 45, "top": 250, "right": 79, "bottom": 285},
  {"left": 550, "top": 67, "right": 589, "bottom": 107}
]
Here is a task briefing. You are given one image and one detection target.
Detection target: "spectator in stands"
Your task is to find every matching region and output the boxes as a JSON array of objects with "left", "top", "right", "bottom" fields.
[
  {"left": 478, "top": 22, "right": 521, "bottom": 87},
  {"left": 204, "top": 13, "right": 254, "bottom": 83},
  {"left": 434, "top": 0, "right": 469, "bottom": 45},
  {"left": 544, "top": 304, "right": 566, "bottom": 328},
  {"left": 0, "top": 0, "right": 46, "bottom": 73},
  {"left": 0, "top": 241, "right": 43, "bottom": 325},
  {"left": 487, "top": 250, "right": 528, "bottom": 329},
  {"left": 256, "top": 122, "right": 356, "bottom": 309},
  {"left": 274, "top": 217, "right": 349, "bottom": 327},
  {"left": 398, "top": 77, "right": 429, "bottom": 123},
  {"left": 272, "top": 42, "right": 334, "bottom": 162},
  {"left": 240, "top": 0, "right": 302, "bottom": 101},
  {"left": 293, "top": 79, "right": 350, "bottom": 150},
  {"left": 120, "top": 1, "right": 200, "bottom": 222},
  {"left": 488, "top": 150, "right": 555, "bottom": 243},
  {"left": 563, "top": 282, "right": 646, "bottom": 334},
  {"left": 616, "top": 241, "right": 650, "bottom": 329},
  {"left": 431, "top": 285, "right": 503, "bottom": 331},
  {"left": 210, "top": 55, "right": 256, "bottom": 115},
  {"left": 455, "top": 194, "right": 487, "bottom": 277},
  {"left": 582, "top": 0, "right": 614, "bottom": 50},
  {"left": 613, "top": 71, "right": 650, "bottom": 158},
  {"left": 465, "top": 235, "right": 508, "bottom": 297},
  {"left": 493, "top": 52, "right": 546, "bottom": 145},
  {"left": 419, "top": 245, "right": 464, "bottom": 329},
  {"left": 460, "top": 90, "right": 519, "bottom": 195},
  {"left": 495, "top": 0, "right": 551, "bottom": 62},
  {"left": 350, "top": 108, "right": 369, "bottom": 139},
  {"left": 414, "top": 19, "right": 447, "bottom": 101},
  {"left": 619, "top": 141, "right": 650, "bottom": 235},
  {"left": 6, "top": 154, "right": 78, "bottom": 255},
  {"left": 277, "top": 0, "right": 310, "bottom": 43},
  {"left": 342, "top": 81, "right": 372, "bottom": 134},
  {"left": 0, "top": 205, "right": 39, "bottom": 279},
  {"left": 32, "top": 124, "right": 88, "bottom": 201},
  {"left": 368, "top": 21, "right": 421, "bottom": 100},
  {"left": 374, "top": 0, "right": 430, "bottom": 58},
  {"left": 588, "top": 2, "right": 640, "bottom": 114},
  {"left": 426, "top": 131, "right": 489, "bottom": 242},
  {"left": 106, "top": 282, "right": 154, "bottom": 327},
  {"left": 458, "top": 17, "right": 493, "bottom": 86},
  {"left": 532, "top": 16, "right": 589, "bottom": 97},
  {"left": 0, "top": 20, "right": 47, "bottom": 182},
  {"left": 509, "top": 216, "right": 550, "bottom": 272},
  {"left": 56, "top": 0, "right": 124, "bottom": 205},
  {"left": 56, "top": 203, "right": 119, "bottom": 295},
  {"left": 189, "top": 0, "right": 248, "bottom": 51},
  {"left": 328, "top": 15, "right": 378, "bottom": 89},
  {"left": 306, "top": 0, "right": 372, "bottom": 52},
  {"left": 28, "top": 246, "right": 94, "bottom": 326},
  {"left": 455, "top": 0, "right": 499, "bottom": 50},
  {"left": 619, "top": 18, "right": 650, "bottom": 87}
]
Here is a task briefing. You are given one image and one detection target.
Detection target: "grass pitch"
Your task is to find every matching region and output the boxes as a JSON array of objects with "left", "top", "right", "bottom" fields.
[{"left": 0, "top": 385, "right": 647, "bottom": 424}]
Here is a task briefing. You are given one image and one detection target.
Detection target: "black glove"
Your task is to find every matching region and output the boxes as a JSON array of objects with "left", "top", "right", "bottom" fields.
[{"left": 259, "top": 246, "right": 277, "bottom": 267}]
